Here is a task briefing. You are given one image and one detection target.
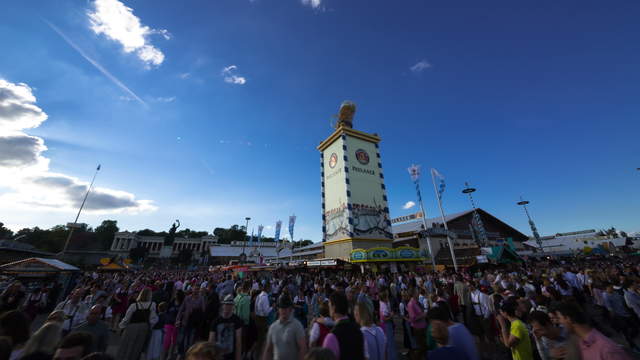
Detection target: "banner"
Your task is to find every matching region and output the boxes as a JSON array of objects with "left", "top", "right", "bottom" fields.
[
  {"left": 274, "top": 221, "right": 282, "bottom": 242},
  {"left": 391, "top": 211, "right": 424, "bottom": 224},
  {"left": 249, "top": 230, "right": 254, "bottom": 247},
  {"left": 431, "top": 168, "right": 446, "bottom": 200},
  {"left": 288, "top": 215, "right": 296, "bottom": 244}
]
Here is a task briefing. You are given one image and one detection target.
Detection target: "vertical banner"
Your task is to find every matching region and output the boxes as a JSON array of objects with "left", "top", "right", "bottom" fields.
[
  {"left": 288, "top": 215, "right": 296, "bottom": 247},
  {"left": 274, "top": 221, "right": 282, "bottom": 243},
  {"left": 249, "top": 229, "right": 254, "bottom": 247}
]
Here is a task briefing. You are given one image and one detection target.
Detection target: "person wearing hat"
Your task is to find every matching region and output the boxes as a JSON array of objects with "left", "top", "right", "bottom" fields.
[
  {"left": 262, "top": 294, "right": 307, "bottom": 360},
  {"left": 209, "top": 294, "right": 244, "bottom": 360}
]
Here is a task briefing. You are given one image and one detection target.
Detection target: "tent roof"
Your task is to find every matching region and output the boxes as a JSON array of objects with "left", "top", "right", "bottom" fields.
[{"left": 0, "top": 257, "right": 80, "bottom": 272}]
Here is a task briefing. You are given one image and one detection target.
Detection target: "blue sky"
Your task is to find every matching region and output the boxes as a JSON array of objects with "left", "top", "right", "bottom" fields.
[{"left": 1, "top": 0, "right": 639, "bottom": 241}]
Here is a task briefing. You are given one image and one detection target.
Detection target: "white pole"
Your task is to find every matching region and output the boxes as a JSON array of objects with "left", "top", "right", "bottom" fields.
[
  {"left": 431, "top": 169, "right": 458, "bottom": 272},
  {"left": 60, "top": 164, "right": 100, "bottom": 256}
]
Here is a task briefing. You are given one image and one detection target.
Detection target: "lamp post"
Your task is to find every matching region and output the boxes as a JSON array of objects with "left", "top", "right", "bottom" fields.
[
  {"left": 462, "top": 182, "right": 488, "bottom": 247},
  {"left": 59, "top": 164, "right": 100, "bottom": 258},
  {"left": 241, "top": 217, "right": 250, "bottom": 261},
  {"left": 517, "top": 196, "right": 543, "bottom": 252}
]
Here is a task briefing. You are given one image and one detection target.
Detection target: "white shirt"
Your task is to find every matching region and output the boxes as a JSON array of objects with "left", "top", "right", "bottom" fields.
[
  {"left": 255, "top": 291, "right": 271, "bottom": 317},
  {"left": 55, "top": 299, "right": 89, "bottom": 331},
  {"left": 470, "top": 290, "right": 490, "bottom": 318}
]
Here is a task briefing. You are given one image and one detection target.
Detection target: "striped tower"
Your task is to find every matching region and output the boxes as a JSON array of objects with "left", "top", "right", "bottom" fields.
[{"left": 318, "top": 103, "right": 393, "bottom": 260}]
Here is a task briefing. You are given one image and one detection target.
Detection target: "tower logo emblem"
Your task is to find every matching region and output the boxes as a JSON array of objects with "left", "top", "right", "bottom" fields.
[
  {"left": 355, "top": 149, "right": 370, "bottom": 165},
  {"left": 329, "top": 153, "right": 338, "bottom": 168}
]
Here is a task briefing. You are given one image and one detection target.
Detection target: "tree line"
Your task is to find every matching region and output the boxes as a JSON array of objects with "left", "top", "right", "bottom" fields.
[{"left": 0, "top": 221, "right": 314, "bottom": 254}]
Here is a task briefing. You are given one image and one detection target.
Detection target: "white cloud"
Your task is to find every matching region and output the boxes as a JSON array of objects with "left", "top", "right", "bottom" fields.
[
  {"left": 410, "top": 60, "right": 432, "bottom": 73},
  {"left": 153, "top": 96, "right": 175, "bottom": 103},
  {"left": 0, "top": 80, "right": 48, "bottom": 132},
  {"left": 301, "top": 0, "right": 322, "bottom": 8},
  {"left": 403, "top": 201, "right": 416, "bottom": 210},
  {"left": 221, "top": 65, "right": 247, "bottom": 85},
  {"left": 87, "top": 0, "right": 169, "bottom": 67},
  {"left": 178, "top": 73, "right": 191, "bottom": 79},
  {"left": 0, "top": 79, "right": 155, "bottom": 214}
]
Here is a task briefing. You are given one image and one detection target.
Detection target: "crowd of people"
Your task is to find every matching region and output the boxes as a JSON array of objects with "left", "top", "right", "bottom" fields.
[{"left": 0, "top": 256, "right": 639, "bottom": 360}]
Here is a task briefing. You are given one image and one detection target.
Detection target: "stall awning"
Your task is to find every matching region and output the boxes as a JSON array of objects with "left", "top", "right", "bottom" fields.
[{"left": 0, "top": 257, "right": 80, "bottom": 274}]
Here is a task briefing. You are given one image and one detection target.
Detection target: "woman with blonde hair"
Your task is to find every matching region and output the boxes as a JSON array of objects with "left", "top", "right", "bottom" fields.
[
  {"left": 21, "top": 322, "right": 63, "bottom": 358},
  {"left": 117, "top": 287, "right": 158, "bottom": 360}
]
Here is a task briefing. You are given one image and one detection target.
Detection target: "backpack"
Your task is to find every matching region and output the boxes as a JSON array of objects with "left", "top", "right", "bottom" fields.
[{"left": 130, "top": 302, "right": 152, "bottom": 324}]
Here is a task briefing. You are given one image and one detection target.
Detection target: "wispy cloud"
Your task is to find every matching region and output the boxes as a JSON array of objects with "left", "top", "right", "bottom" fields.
[
  {"left": 178, "top": 73, "right": 191, "bottom": 79},
  {"left": 153, "top": 96, "right": 175, "bottom": 103},
  {"left": 87, "top": 0, "right": 169, "bottom": 68},
  {"left": 221, "top": 65, "right": 247, "bottom": 85},
  {"left": 44, "top": 20, "right": 147, "bottom": 107},
  {"left": 403, "top": 201, "right": 416, "bottom": 210},
  {"left": 301, "top": 0, "right": 322, "bottom": 9},
  {"left": 410, "top": 60, "right": 432, "bottom": 73}
]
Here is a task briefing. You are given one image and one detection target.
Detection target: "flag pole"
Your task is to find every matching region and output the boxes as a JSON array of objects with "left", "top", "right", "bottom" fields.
[
  {"left": 431, "top": 169, "right": 458, "bottom": 272},
  {"left": 60, "top": 164, "right": 101, "bottom": 257},
  {"left": 409, "top": 165, "right": 437, "bottom": 268}
]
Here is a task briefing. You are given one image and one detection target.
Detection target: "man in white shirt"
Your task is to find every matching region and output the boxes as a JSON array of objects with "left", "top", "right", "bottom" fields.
[
  {"left": 55, "top": 289, "right": 89, "bottom": 335},
  {"left": 468, "top": 282, "right": 492, "bottom": 345},
  {"left": 255, "top": 283, "right": 272, "bottom": 357}
]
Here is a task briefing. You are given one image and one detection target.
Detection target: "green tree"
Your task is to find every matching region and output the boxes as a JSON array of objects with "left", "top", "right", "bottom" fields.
[
  {"left": 137, "top": 229, "right": 157, "bottom": 236},
  {"left": 0, "top": 222, "right": 13, "bottom": 240},
  {"left": 95, "top": 220, "right": 119, "bottom": 251}
]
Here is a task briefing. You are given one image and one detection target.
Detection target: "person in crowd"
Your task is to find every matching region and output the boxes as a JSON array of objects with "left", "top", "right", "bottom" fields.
[
  {"left": 255, "top": 283, "right": 272, "bottom": 356},
  {"left": 602, "top": 283, "right": 640, "bottom": 351},
  {"left": 293, "top": 288, "right": 309, "bottom": 329},
  {"left": 406, "top": 287, "right": 427, "bottom": 360},
  {"left": 554, "top": 302, "right": 632, "bottom": 360},
  {"left": 354, "top": 301, "right": 385, "bottom": 360},
  {"left": 147, "top": 302, "right": 167, "bottom": 360},
  {"left": 309, "top": 303, "right": 334, "bottom": 348},
  {"left": 0, "top": 282, "right": 25, "bottom": 314},
  {"left": 427, "top": 303, "right": 478, "bottom": 360},
  {"left": 528, "top": 310, "right": 581, "bottom": 360},
  {"left": 263, "top": 295, "right": 307, "bottom": 360},
  {"left": 117, "top": 287, "right": 158, "bottom": 360},
  {"left": 79, "top": 353, "right": 115, "bottom": 360},
  {"left": 164, "top": 290, "right": 184, "bottom": 359},
  {"left": 109, "top": 286, "right": 128, "bottom": 332},
  {"left": 322, "top": 292, "right": 364, "bottom": 360},
  {"left": 186, "top": 342, "right": 222, "bottom": 360},
  {"left": 0, "top": 310, "right": 30, "bottom": 360},
  {"left": 427, "top": 320, "right": 470, "bottom": 360},
  {"left": 23, "top": 286, "right": 47, "bottom": 321},
  {"left": 378, "top": 290, "right": 397, "bottom": 360},
  {"left": 21, "top": 321, "right": 63, "bottom": 359},
  {"left": 53, "top": 332, "right": 94, "bottom": 360},
  {"left": 71, "top": 305, "right": 110, "bottom": 353},
  {"left": 55, "top": 289, "right": 89, "bottom": 336},
  {"left": 178, "top": 287, "right": 206, "bottom": 352},
  {"left": 209, "top": 295, "right": 243, "bottom": 360},
  {"left": 497, "top": 300, "right": 533, "bottom": 360}
]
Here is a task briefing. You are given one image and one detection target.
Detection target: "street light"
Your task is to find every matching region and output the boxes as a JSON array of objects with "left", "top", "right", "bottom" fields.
[
  {"left": 517, "top": 197, "right": 544, "bottom": 252},
  {"left": 240, "top": 217, "right": 251, "bottom": 261},
  {"left": 462, "top": 182, "right": 488, "bottom": 247}
]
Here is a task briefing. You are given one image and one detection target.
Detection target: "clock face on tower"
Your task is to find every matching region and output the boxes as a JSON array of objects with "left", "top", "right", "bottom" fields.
[
  {"left": 355, "top": 149, "right": 370, "bottom": 165},
  {"left": 329, "top": 153, "right": 338, "bottom": 168}
]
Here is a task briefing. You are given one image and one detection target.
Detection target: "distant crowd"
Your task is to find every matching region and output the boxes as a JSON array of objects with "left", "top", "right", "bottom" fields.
[{"left": 1, "top": 255, "right": 640, "bottom": 360}]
